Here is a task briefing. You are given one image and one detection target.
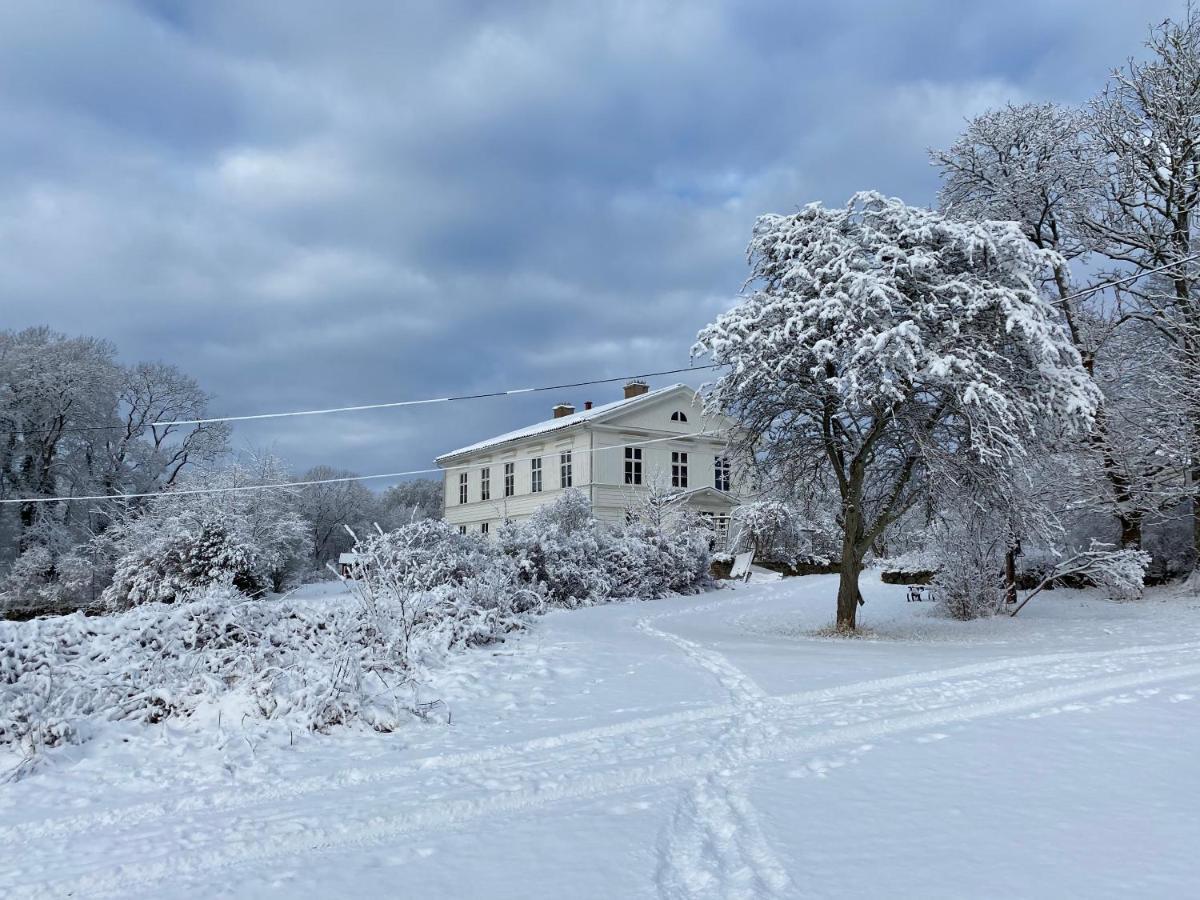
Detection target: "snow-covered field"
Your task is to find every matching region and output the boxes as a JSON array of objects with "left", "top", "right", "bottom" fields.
[{"left": 3, "top": 573, "right": 1199, "bottom": 899}]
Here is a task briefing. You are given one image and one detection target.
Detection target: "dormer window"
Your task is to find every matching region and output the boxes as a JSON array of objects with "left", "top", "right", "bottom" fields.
[{"left": 670, "top": 411, "right": 688, "bottom": 422}]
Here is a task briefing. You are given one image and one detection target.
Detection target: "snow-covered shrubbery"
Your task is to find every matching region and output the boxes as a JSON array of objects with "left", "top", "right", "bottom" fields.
[
  {"left": 100, "top": 456, "right": 311, "bottom": 609},
  {"left": 343, "top": 519, "right": 538, "bottom": 671},
  {"left": 1, "top": 543, "right": 96, "bottom": 618},
  {"left": 497, "top": 488, "right": 712, "bottom": 604},
  {"left": 1, "top": 586, "right": 417, "bottom": 756},
  {"left": 2, "top": 489, "right": 712, "bottom": 756},
  {"left": 497, "top": 490, "right": 613, "bottom": 607},
  {"left": 730, "top": 500, "right": 813, "bottom": 566},
  {"left": 932, "top": 533, "right": 1006, "bottom": 621}
]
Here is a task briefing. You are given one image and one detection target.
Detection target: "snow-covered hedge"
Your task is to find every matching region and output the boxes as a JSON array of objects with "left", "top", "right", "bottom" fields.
[
  {"left": 879, "top": 549, "right": 940, "bottom": 584},
  {"left": 1, "top": 587, "right": 417, "bottom": 755},
  {"left": 497, "top": 488, "right": 712, "bottom": 605},
  {"left": 3, "top": 490, "right": 712, "bottom": 756}
]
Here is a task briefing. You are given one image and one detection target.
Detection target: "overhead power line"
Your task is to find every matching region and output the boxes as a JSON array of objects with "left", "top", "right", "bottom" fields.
[
  {"left": 1055, "top": 253, "right": 1200, "bottom": 306},
  {"left": 0, "top": 430, "right": 730, "bottom": 505},
  {"left": 0, "top": 364, "right": 719, "bottom": 439}
]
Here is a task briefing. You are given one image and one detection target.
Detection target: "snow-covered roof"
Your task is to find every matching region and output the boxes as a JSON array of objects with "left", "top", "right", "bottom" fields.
[
  {"left": 435, "top": 383, "right": 690, "bottom": 463},
  {"left": 663, "top": 486, "right": 740, "bottom": 505},
  {"left": 337, "top": 553, "right": 360, "bottom": 565}
]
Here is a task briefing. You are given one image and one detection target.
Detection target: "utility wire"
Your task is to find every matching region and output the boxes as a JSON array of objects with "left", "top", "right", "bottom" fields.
[
  {"left": 1054, "top": 253, "right": 1200, "bottom": 306},
  {"left": 6, "top": 259, "right": 1197, "bottom": 442},
  {"left": 6, "top": 256, "right": 1197, "bottom": 503},
  {"left": 0, "top": 365, "right": 718, "bottom": 439},
  {"left": 0, "top": 430, "right": 729, "bottom": 505}
]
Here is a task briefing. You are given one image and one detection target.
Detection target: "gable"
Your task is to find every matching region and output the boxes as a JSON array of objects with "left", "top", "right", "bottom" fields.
[
  {"left": 435, "top": 382, "right": 715, "bottom": 463},
  {"left": 593, "top": 385, "right": 734, "bottom": 437}
]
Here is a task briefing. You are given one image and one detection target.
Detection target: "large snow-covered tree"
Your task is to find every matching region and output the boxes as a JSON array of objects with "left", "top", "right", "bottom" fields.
[
  {"left": 934, "top": 102, "right": 1099, "bottom": 344},
  {"left": 0, "top": 329, "right": 228, "bottom": 584},
  {"left": 1086, "top": 12, "right": 1200, "bottom": 565},
  {"left": 932, "top": 102, "right": 1182, "bottom": 552},
  {"left": 694, "top": 192, "right": 1100, "bottom": 630},
  {"left": 295, "top": 466, "right": 379, "bottom": 571}
]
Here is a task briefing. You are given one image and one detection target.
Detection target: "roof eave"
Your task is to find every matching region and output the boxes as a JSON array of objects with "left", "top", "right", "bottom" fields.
[{"left": 433, "top": 383, "right": 694, "bottom": 465}]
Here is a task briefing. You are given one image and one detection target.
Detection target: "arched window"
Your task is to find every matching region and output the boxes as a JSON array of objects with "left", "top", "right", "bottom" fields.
[{"left": 670, "top": 411, "right": 688, "bottom": 422}]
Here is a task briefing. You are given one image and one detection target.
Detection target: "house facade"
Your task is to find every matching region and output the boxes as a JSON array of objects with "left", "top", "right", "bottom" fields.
[{"left": 435, "top": 381, "right": 746, "bottom": 543}]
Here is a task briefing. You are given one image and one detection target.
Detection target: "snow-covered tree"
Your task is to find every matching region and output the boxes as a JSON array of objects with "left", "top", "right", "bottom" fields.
[
  {"left": 101, "top": 453, "right": 310, "bottom": 607},
  {"left": 933, "top": 103, "right": 1168, "bottom": 555},
  {"left": 378, "top": 478, "right": 443, "bottom": 528},
  {"left": 0, "top": 329, "right": 228, "bottom": 610},
  {"left": 1087, "top": 12, "right": 1200, "bottom": 564},
  {"left": 934, "top": 102, "right": 1100, "bottom": 341},
  {"left": 295, "top": 466, "right": 379, "bottom": 571},
  {"left": 695, "top": 192, "right": 1100, "bottom": 630}
]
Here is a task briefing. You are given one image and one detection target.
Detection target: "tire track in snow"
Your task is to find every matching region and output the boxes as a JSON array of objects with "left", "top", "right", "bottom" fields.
[
  {"left": 10, "top": 657, "right": 1200, "bottom": 899},
  {"left": 5, "top": 638, "right": 1200, "bottom": 847}
]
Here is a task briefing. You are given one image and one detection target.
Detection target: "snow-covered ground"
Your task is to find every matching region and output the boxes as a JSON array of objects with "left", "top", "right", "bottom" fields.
[{"left": 3, "top": 573, "right": 1199, "bottom": 899}]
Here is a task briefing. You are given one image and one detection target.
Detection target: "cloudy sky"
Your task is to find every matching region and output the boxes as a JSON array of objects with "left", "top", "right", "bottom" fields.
[{"left": 2, "top": 0, "right": 1182, "bottom": 482}]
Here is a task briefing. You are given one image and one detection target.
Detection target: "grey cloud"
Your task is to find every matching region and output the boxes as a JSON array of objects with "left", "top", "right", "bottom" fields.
[{"left": 1, "top": 0, "right": 1183, "bottom": 481}]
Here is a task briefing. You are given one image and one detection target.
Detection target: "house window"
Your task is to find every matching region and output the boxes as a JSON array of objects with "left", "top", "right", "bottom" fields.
[
  {"left": 672, "top": 451, "right": 688, "bottom": 488},
  {"left": 504, "top": 462, "right": 515, "bottom": 497},
  {"left": 560, "top": 451, "right": 573, "bottom": 488},
  {"left": 480, "top": 467, "right": 490, "bottom": 501},
  {"left": 458, "top": 472, "right": 468, "bottom": 504},
  {"left": 714, "top": 456, "right": 731, "bottom": 492},
  {"left": 531, "top": 457, "right": 543, "bottom": 493},
  {"left": 670, "top": 411, "right": 688, "bottom": 422},
  {"left": 458, "top": 524, "right": 467, "bottom": 535},
  {"left": 624, "top": 446, "right": 642, "bottom": 485},
  {"left": 481, "top": 522, "right": 489, "bottom": 535}
]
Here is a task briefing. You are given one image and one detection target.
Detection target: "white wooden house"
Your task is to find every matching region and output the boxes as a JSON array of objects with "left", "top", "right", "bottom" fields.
[{"left": 435, "top": 381, "right": 746, "bottom": 543}]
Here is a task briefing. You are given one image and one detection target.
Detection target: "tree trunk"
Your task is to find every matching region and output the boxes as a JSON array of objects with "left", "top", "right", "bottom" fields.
[
  {"left": 1119, "top": 513, "right": 1143, "bottom": 551},
  {"left": 836, "top": 497, "right": 864, "bottom": 631},
  {"left": 1004, "top": 540, "right": 1019, "bottom": 605},
  {"left": 836, "top": 552, "right": 862, "bottom": 632},
  {"left": 1192, "top": 413, "right": 1200, "bottom": 570}
]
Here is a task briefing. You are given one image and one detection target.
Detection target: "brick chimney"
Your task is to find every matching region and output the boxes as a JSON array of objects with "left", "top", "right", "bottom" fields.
[
  {"left": 584, "top": 401, "right": 593, "bottom": 410},
  {"left": 552, "top": 403, "right": 575, "bottom": 419},
  {"left": 623, "top": 379, "right": 649, "bottom": 399}
]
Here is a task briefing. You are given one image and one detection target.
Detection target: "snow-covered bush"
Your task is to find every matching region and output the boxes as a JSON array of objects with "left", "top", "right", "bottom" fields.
[
  {"left": 1, "top": 530, "right": 99, "bottom": 617},
  {"left": 931, "top": 515, "right": 1006, "bottom": 620},
  {"left": 606, "top": 519, "right": 711, "bottom": 599},
  {"left": 100, "top": 455, "right": 311, "bottom": 609},
  {"left": 731, "top": 500, "right": 812, "bottom": 565},
  {"left": 1, "top": 586, "right": 421, "bottom": 756},
  {"left": 340, "top": 519, "right": 536, "bottom": 672},
  {"left": 104, "top": 518, "right": 263, "bottom": 607},
  {"left": 496, "top": 490, "right": 611, "bottom": 607},
  {"left": 1, "top": 489, "right": 715, "bottom": 757},
  {"left": 493, "top": 489, "right": 712, "bottom": 605}
]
